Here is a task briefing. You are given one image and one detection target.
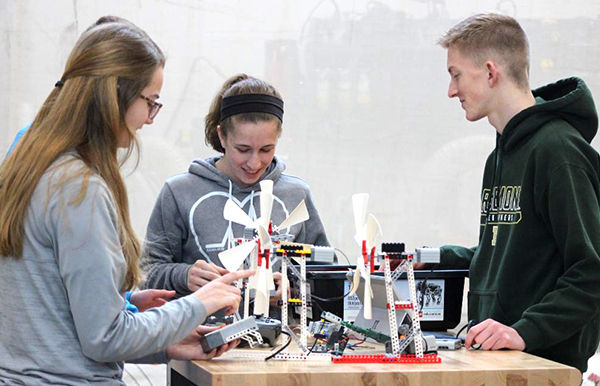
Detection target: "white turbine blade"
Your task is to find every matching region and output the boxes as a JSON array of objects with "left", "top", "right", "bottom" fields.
[
  {"left": 256, "top": 224, "right": 272, "bottom": 250},
  {"left": 275, "top": 200, "right": 309, "bottom": 231},
  {"left": 357, "top": 258, "right": 369, "bottom": 279},
  {"left": 363, "top": 274, "right": 373, "bottom": 320},
  {"left": 266, "top": 265, "right": 276, "bottom": 291},
  {"left": 253, "top": 266, "right": 270, "bottom": 316},
  {"left": 248, "top": 248, "right": 259, "bottom": 289},
  {"left": 218, "top": 241, "right": 256, "bottom": 272},
  {"left": 260, "top": 179, "right": 273, "bottom": 194},
  {"left": 223, "top": 199, "right": 255, "bottom": 229},
  {"left": 348, "top": 269, "right": 361, "bottom": 296},
  {"left": 348, "top": 255, "right": 364, "bottom": 296},
  {"left": 258, "top": 180, "right": 274, "bottom": 229},
  {"left": 352, "top": 193, "right": 369, "bottom": 243},
  {"left": 365, "top": 214, "right": 382, "bottom": 250}
]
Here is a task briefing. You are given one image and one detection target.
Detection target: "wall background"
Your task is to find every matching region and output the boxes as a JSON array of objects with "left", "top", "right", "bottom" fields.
[{"left": 1, "top": 0, "right": 599, "bottom": 261}]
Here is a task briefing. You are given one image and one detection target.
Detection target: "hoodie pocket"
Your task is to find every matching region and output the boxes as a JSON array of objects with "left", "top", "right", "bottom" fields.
[{"left": 468, "top": 289, "right": 509, "bottom": 323}]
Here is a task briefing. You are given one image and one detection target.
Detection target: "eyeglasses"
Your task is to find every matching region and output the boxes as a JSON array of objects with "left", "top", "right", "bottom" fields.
[{"left": 140, "top": 94, "right": 163, "bottom": 120}]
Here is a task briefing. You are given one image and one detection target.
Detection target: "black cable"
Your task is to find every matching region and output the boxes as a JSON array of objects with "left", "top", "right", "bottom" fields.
[
  {"left": 306, "top": 295, "right": 325, "bottom": 319},
  {"left": 306, "top": 337, "right": 320, "bottom": 357},
  {"left": 264, "top": 330, "right": 292, "bottom": 361},
  {"left": 334, "top": 248, "right": 351, "bottom": 265},
  {"left": 455, "top": 319, "right": 478, "bottom": 339},
  {"left": 310, "top": 290, "right": 351, "bottom": 302},
  {"left": 455, "top": 320, "right": 481, "bottom": 350},
  {"left": 454, "top": 323, "right": 469, "bottom": 339}
]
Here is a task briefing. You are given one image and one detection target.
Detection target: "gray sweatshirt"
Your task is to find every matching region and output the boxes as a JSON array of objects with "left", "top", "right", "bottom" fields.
[
  {"left": 0, "top": 155, "right": 207, "bottom": 385},
  {"left": 141, "top": 156, "right": 329, "bottom": 295}
]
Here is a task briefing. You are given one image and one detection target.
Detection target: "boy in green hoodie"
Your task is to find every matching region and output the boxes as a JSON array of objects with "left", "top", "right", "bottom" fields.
[{"left": 436, "top": 13, "right": 600, "bottom": 373}]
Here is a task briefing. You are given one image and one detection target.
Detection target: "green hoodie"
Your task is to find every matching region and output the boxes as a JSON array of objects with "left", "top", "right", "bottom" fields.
[{"left": 441, "top": 77, "right": 600, "bottom": 373}]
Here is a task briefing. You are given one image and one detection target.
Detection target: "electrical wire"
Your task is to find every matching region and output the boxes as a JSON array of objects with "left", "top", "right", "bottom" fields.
[
  {"left": 310, "top": 290, "right": 351, "bottom": 302},
  {"left": 455, "top": 320, "right": 481, "bottom": 350},
  {"left": 306, "top": 337, "right": 320, "bottom": 356},
  {"left": 264, "top": 330, "right": 292, "bottom": 361},
  {"left": 335, "top": 248, "right": 351, "bottom": 265}
]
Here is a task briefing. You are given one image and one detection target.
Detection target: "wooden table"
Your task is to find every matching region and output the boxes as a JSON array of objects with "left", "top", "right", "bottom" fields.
[{"left": 168, "top": 348, "right": 581, "bottom": 386}]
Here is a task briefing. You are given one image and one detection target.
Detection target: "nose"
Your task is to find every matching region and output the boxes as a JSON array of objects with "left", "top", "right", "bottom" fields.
[
  {"left": 247, "top": 152, "right": 262, "bottom": 169},
  {"left": 448, "top": 81, "right": 458, "bottom": 98},
  {"left": 145, "top": 116, "right": 154, "bottom": 125}
]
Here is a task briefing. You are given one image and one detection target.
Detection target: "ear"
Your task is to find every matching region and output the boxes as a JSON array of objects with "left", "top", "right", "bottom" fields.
[
  {"left": 217, "top": 125, "right": 227, "bottom": 150},
  {"left": 485, "top": 61, "right": 499, "bottom": 87}
]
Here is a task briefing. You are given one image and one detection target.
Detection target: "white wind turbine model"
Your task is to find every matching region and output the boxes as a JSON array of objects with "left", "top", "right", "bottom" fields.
[
  {"left": 348, "top": 193, "right": 382, "bottom": 320},
  {"left": 218, "top": 179, "right": 310, "bottom": 317}
]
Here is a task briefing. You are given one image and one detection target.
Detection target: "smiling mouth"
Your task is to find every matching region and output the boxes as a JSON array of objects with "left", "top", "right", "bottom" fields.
[{"left": 243, "top": 169, "right": 260, "bottom": 176}]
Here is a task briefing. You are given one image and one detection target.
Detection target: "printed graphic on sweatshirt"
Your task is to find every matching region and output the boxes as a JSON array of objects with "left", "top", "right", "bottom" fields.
[
  {"left": 480, "top": 185, "right": 522, "bottom": 225},
  {"left": 188, "top": 191, "right": 290, "bottom": 264}
]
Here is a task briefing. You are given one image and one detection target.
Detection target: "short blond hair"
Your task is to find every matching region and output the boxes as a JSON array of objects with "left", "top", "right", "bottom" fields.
[{"left": 439, "top": 13, "right": 530, "bottom": 89}]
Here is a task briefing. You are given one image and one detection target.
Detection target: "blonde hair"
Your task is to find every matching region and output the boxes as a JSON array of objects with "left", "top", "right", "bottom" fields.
[
  {"left": 205, "top": 74, "right": 283, "bottom": 153},
  {"left": 0, "top": 19, "right": 164, "bottom": 291},
  {"left": 439, "top": 13, "right": 530, "bottom": 89}
]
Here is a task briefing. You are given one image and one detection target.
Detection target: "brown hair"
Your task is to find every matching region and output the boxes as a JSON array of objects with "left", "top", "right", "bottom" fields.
[
  {"left": 205, "top": 74, "right": 283, "bottom": 153},
  {"left": 0, "top": 18, "right": 165, "bottom": 291},
  {"left": 438, "top": 13, "right": 530, "bottom": 89}
]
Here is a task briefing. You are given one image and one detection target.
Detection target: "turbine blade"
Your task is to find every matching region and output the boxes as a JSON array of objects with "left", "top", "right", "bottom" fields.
[
  {"left": 349, "top": 255, "right": 363, "bottom": 296},
  {"left": 276, "top": 200, "right": 309, "bottom": 231},
  {"left": 218, "top": 241, "right": 256, "bottom": 272},
  {"left": 253, "top": 267, "right": 270, "bottom": 316},
  {"left": 258, "top": 180, "right": 274, "bottom": 229},
  {"left": 223, "top": 199, "right": 255, "bottom": 228},
  {"left": 266, "top": 266, "right": 276, "bottom": 291},
  {"left": 352, "top": 193, "right": 369, "bottom": 243},
  {"left": 365, "top": 214, "right": 382, "bottom": 250},
  {"left": 256, "top": 224, "right": 272, "bottom": 249},
  {"left": 349, "top": 269, "right": 361, "bottom": 296}
]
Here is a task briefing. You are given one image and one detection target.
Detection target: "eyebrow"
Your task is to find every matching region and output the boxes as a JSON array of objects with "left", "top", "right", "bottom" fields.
[{"left": 234, "top": 144, "right": 275, "bottom": 149}]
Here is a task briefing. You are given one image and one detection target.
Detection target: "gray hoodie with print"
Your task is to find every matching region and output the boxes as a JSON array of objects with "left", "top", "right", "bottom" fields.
[{"left": 141, "top": 156, "right": 330, "bottom": 296}]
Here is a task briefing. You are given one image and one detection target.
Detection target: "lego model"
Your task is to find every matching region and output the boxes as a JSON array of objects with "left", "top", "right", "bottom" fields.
[
  {"left": 329, "top": 193, "right": 441, "bottom": 364},
  {"left": 218, "top": 179, "right": 311, "bottom": 317},
  {"left": 348, "top": 193, "right": 381, "bottom": 320},
  {"left": 329, "top": 250, "right": 440, "bottom": 363},
  {"left": 214, "top": 180, "right": 334, "bottom": 360},
  {"left": 254, "top": 315, "right": 282, "bottom": 346},
  {"left": 200, "top": 316, "right": 263, "bottom": 353},
  {"left": 214, "top": 187, "right": 440, "bottom": 364}
]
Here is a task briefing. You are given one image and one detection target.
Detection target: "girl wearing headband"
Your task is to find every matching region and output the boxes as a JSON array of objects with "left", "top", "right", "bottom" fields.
[{"left": 141, "top": 74, "right": 330, "bottom": 299}]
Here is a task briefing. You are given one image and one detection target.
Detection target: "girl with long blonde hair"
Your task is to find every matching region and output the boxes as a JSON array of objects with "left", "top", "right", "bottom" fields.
[{"left": 0, "top": 18, "right": 251, "bottom": 385}]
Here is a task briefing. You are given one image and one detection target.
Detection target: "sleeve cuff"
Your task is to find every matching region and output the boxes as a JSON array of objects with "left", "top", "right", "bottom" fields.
[
  {"left": 512, "top": 318, "right": 544, "bottom": 352},
  {"left": 173, "top": 263, "right": 193, "bottom": 294}
]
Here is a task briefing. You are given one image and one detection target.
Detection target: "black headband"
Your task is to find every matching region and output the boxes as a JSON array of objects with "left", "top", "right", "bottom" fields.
[{"left": 220, "top": 94, "right": 284, "bottom": 123}]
